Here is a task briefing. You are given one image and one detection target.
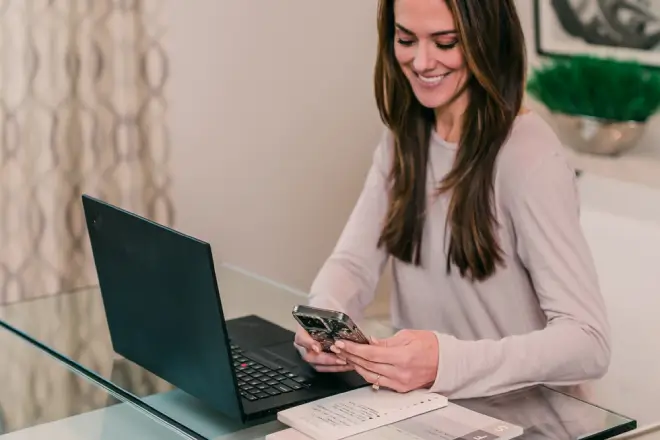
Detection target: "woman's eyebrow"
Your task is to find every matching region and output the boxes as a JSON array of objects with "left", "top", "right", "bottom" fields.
[{"left": 395, "top": 23, "right": 457, "bottom": 37}]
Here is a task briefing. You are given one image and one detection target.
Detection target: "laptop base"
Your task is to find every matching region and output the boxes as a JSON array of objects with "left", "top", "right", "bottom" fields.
[{"left": 226, "top": 315, "right": 368, "bottom": 421}]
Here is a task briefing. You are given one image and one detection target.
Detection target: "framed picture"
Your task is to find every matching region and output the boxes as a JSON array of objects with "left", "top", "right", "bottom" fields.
[{"left": 534, "top": 0, "right": 660, "bottom": 67}]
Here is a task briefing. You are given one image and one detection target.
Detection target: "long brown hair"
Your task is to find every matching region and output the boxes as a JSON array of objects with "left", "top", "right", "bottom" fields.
[{"left": 374, "top": 0, "right": 527, "bottom": 281}]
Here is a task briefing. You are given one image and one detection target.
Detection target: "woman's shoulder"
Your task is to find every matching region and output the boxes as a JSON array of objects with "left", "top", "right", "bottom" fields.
[
  {"left": 494, "top": 112, "right": 576, "bottom": 212},
  {"left": 498, "top": 111, "right": 568, "bottom": 168},
  {"left": 495, "top": 111, "right": 578, "bottom": 203}
]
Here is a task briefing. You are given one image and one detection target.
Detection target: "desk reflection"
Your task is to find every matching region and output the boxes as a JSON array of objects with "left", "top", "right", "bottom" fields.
[
  {"left": 108, "top": 357, "right": 634, "bottom": 440},
  {"left": 456, "top": 385, "right": 634, "bottom": 440}
]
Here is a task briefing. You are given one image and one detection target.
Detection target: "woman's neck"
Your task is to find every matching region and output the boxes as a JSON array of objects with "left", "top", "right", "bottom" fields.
[{"left": 434, "top": 94, "right": 469, "bottom": 143}]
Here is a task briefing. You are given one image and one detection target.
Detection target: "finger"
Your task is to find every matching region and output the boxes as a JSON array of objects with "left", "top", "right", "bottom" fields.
[
  {"left": 294, "top": 330, "right": 319, "bottom": 352},
  {"left": 352, "top": 363, "right": 405, "bottom": 392},
  {"left": 366, "top": 336, "right": 390, "bottom": 348},
  {"left": 294, "top": 330, "right": 321, "bottom": 353},
  {"left": 370, "top": 335, "right": 382, "bottom": 345},
  {"left": 341, "top": 351, "right": 397, "bottom": 378},
  {"left": 293, "top": 339, "right": 322, "bottom": 353},
  {"left": 334, "top": 340, "right": 401, "bottom": 364},
  {"left": 295, "top": 338, "right": 344, "bottom": 365},
  {"left": 378, "top": 331, "right": 411, "bottom": 347}
]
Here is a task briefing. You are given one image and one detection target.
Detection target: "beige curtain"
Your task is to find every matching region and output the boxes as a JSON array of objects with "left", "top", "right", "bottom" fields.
[{"left": 0, "top": 0, "right": 174, "bottom": 304}]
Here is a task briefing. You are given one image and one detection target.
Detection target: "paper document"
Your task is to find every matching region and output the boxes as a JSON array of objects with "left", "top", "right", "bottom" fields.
[
  {"left": 276, "top": 386, "right": 448, "bottom": 440},
  {"left": 268, "top": 402, "right": 522, "bottom": 440}
]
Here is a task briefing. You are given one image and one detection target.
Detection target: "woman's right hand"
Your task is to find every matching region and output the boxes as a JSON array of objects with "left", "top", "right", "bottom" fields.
[{"left": 293, "top": 326, "right": 354, "bottom": 373}]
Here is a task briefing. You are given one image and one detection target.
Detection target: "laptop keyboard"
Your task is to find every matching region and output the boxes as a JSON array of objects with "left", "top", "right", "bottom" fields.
[{"left": 230, "top": 342, "right": 311, "bottom": 402}]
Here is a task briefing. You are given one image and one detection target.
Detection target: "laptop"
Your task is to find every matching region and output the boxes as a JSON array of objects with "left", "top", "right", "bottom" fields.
[{"left": 81, "top": 195, "right": 366, "bottom": 423}]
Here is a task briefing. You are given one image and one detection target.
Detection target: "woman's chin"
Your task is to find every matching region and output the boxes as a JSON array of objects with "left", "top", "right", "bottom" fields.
[
  {"left": 414, "top": 94, "right": 449, "bottom": 110},
  {"left": 412, "top": 85, "right": 466, "bottom": 111}
]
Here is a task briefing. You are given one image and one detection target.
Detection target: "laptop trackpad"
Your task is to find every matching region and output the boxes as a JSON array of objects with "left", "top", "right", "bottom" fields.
[
  {"left": 248, "top": 342, "right": 314, "bottom": 375},
  {"left": 249, "top": 343, "right": 369, "bottom": 389}
]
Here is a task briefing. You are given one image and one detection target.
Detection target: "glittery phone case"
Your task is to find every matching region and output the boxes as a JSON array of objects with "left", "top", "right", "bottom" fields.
[{"left": 292, "top": 305, "right": 370, "bottom": 352}]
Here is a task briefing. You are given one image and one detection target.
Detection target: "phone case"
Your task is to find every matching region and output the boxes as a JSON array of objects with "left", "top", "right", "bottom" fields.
[{"left": 292, "top": 305, "right": 369, "bottom": 352}]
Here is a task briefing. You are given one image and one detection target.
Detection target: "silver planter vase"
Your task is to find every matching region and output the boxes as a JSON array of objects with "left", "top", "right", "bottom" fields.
[{"left": 550, "top": 112, "right": 647, "bottom": 156}]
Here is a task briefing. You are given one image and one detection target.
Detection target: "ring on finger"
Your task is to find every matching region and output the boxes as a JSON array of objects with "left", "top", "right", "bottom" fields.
[{"left": 372, "top": 373, "right": 381, "bottom": 391}]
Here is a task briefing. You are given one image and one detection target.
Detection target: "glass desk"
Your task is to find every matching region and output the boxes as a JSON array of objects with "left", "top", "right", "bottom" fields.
[
  {"left": 0, "top": 265, "right": 639, "bottom": 439},
  {"left": 0, "top": 320, "right": 199, "bottom": 439}
]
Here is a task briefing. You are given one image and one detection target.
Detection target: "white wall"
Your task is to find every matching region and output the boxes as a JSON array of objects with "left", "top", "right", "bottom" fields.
[
  {"left": 577, "top": 175, "right": 660, "bottom": 425},
  {"left": 515, "top": 1, "right": 660, "bottom": 152},
  {"left": 166, "top": 0, "right": 660, "bottom": 295},
  {"left": 167, "top": 1, "right": 383, "bottom": 292}
]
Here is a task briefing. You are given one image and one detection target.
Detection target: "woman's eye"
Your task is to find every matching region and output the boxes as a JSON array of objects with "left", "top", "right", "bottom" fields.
[
  {"left": 436, "top": 41, "right": 458, "bottom": 50},
  {"left": 396, "top": 38, "right": 415, "bottom": 47}
]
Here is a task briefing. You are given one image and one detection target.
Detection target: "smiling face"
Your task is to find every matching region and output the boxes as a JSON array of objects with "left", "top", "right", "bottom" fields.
[
  {"left": 373, "top": 0, "right": 528, "bottom": 280},
  {"left": 393, "top": 0, "right": 469, "bottom": 111}
]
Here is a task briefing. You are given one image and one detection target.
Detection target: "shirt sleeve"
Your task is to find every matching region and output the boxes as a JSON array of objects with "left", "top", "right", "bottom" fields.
[
  {"left": 429, "top": 151, "right": 611, "bottom": 399},
  {"left": 307, "top": 131, "right": 392, "bottom": 321}
]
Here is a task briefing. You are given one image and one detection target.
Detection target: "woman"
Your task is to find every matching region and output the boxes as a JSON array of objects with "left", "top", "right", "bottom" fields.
[{"left": 294, "top": 0, "right": 610, "bottom": 399}]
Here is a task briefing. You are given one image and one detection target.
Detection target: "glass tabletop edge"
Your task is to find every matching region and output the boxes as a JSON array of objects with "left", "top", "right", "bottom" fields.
[
  {"left": 0, "top": 318, "right": 210, "bottom": 440},
  {"left": 545, "top": 385, "right": 638, "bottom": 435}
]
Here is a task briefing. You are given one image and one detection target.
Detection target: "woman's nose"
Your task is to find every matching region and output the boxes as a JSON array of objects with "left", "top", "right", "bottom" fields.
[{"left": 413, "top": 44, "right": 435, "bottom": 72}]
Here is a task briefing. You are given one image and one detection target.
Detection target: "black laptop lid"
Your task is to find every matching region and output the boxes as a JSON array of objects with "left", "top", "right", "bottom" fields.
[{"left": 82, "top": 194, "right": 243, "bottom": 420}]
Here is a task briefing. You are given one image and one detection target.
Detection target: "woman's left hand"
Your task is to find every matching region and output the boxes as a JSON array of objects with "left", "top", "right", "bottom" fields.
[{"left": 331, "top": 329, "right": 439, "bottom": 393}]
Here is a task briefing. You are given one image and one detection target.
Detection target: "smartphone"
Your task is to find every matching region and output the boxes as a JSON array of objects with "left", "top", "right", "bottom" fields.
[{"left": 292, "top": 305, "right": 370, "bottom": 352}]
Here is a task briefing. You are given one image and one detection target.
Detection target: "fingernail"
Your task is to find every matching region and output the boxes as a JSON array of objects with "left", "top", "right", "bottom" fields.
[
  {"left": 313, "top": 345, "right": 321, "bottom": 353},
  {"left": 335, "top": 341, "right": 345, "bottom": 349},
  {"left": 336, "top": 358, "right": 347, "bottom": 365},
  {"left": 330, "top": 345, "right": 340, "bottom": 354}
]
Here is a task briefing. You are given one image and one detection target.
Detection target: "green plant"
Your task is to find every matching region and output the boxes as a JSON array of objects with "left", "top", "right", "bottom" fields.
[{"left": 526, "top": 55, "right": 660, "bottom": 122}]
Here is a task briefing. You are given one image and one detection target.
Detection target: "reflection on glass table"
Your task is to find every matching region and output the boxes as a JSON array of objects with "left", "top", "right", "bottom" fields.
[
  {"left": 0, "top": 267, "right": 638, "bottom": 440},
  {"left": 0, "top": 323, "right": 197, "bottom": 439},
  {"left": 456, "top": 386, "right": 635, "bottom": 440}
]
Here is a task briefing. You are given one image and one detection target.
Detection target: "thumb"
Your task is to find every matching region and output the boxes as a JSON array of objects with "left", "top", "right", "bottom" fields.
[
  {"left": 369, "top": 335, "right": 386, "bottom": 347},
  {"left": 295, "top": 327, "right": 321, "bottom": 353},
  {"left": 381, "top": 330, "right": 410, "bottom": 347}
]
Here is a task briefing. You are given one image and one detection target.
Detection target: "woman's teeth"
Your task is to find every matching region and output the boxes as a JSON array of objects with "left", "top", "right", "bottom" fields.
[{"left": 418, "top": 73, "right": 449, "bottom": 86}]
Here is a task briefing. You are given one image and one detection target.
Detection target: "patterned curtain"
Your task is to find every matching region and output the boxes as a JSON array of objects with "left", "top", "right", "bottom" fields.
[{"left": 0, "top": 0, "right": 174, "bottom": 304}]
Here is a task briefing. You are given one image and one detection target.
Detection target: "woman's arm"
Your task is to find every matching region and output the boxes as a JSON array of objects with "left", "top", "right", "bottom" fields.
[
  {"left": 429, "top": 151, "right": 611, "bottom": 399},
  {"left": 307, "top": 131, "right": 392, "bottom": 321}
]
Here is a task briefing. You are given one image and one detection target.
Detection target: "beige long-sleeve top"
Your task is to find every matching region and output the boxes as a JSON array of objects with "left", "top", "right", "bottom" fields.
[{"left": 308, "top": 112, "right": 611, "bottom": 399}]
